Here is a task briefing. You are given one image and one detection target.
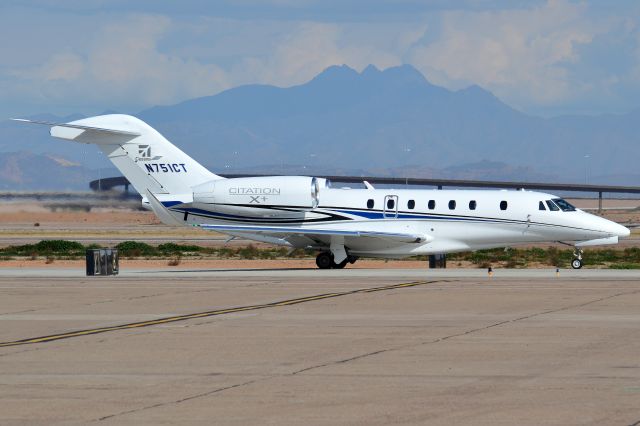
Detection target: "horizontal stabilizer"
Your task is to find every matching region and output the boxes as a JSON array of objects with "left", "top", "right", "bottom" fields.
[{"left": 11, "top": 118, "right": 141, "bottom": 136}]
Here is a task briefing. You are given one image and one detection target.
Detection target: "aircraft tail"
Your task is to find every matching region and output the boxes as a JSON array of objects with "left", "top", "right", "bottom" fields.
[{"left": 14, "top": 114, "right": 222, "bottom": 195}]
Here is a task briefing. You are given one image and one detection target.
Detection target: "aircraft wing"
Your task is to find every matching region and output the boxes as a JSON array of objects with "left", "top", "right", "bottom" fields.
[
  {"left": 198, "top": 224, "right": 431, "bottom": 244},
  {"left": 146, "top": 191, "right": 431, "bottom": 245}
]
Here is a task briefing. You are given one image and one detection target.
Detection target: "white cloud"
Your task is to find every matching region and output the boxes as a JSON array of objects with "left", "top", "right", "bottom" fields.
[
  {"left": 1, "top": 1, "right": 639, "bottom": 117},
  {"left": 12, "top": 52, "right": 85, "bottom": 82},
  {"left": 250, "top": 22, "right": 345, "bottom": 85},
  {"left": 236, "top": 21, "right": 418, "bottom": 87},
  {"left": 7, "top": 14, "right": 230, "bottom": 110},
  {"left": 407, "top": 0, "right": 605, "bottom": 108}
]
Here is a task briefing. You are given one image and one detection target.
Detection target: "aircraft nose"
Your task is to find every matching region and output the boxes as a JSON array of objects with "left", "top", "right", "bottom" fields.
[
  {"left": 587, "top": 214, "right": 631, "bottom": 239},
  {"left": 616, "top": 223, "right": 631, "bottom": 238},
  {"left": 602, "top": 219, "right": 630, "bottom": 238}
]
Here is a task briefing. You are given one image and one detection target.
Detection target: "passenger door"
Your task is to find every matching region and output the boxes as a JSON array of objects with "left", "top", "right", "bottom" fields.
[{"left": 383, "top": 195, "right": 399, "bottom": 219}]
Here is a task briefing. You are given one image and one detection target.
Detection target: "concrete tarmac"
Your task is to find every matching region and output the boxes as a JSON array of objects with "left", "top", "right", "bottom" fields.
[{"left": 0, "top": 269, "right": 639, "bottom": 425}]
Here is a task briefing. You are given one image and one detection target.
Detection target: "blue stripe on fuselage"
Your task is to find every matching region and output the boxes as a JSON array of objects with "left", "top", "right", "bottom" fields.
[
  {"left": 332, "top": 209, "right": 510, "bottom": 223},
  {"left": 160, "top": 201, "right": 183, "bottom": 208}
]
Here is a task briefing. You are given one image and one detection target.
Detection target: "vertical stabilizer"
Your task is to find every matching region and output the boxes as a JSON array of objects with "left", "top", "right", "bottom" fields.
[{"left": 29, "top": 114, "right": 222, "bottom": 195}]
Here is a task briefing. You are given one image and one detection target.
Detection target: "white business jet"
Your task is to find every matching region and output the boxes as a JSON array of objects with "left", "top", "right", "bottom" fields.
[{"left": 14, "top": 114, "right": 630, "bottom": 269}]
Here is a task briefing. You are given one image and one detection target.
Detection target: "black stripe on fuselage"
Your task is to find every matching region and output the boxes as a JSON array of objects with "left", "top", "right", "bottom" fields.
[
  {"left": 173, "top": 204, "right": 603, "bottom": 234},
  {"left": 171, "top": 204, "right": 350, "bottom": 224}
]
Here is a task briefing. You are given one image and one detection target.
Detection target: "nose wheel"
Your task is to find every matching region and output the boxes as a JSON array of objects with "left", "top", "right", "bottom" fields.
[{"left": 571, "top": 248, "right": 583, "bottom": 269}]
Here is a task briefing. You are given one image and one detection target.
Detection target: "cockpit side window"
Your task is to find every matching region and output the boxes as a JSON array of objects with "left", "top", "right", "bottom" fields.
[
  {"left": 552, "top": 198, "right": 576, "bottom": 212},
  {"left": 539, "top": 201, "right": 546, "bottom": 211},
  {"left": 546, "top": 200, "right": 560, "bottom": 211}
]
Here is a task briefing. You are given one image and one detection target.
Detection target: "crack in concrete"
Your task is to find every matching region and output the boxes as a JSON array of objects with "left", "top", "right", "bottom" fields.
[
  {"left": 96, "top": 377, "right": 269, "bottom": 422},
  {"left": 91, "top": 285, "right": 640, "bottom": 422},
  {"left": 291, "top": 288, "right": 640, "bottom": 376}
]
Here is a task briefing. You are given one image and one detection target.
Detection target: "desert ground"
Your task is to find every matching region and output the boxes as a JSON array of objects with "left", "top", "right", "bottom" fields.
[{"left": 0, "top": 197, "right": 638, "bottom": 270}]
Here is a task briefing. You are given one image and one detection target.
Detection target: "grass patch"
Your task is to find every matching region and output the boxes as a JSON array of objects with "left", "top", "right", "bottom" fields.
[
  {"left": 237, "top": 244, "right": 260, "bottom": 260},
  {"left": 1, "top": 240, "right": 85, "bottom": 257},
  {"left": 449, "top": 247, "right": 575, "bottom": 268},
  {"left": 158, "top": 243, "right": 201, "bottom": 253},
  {"left": 115, "top": 241, "right": 157, "bottom": 257},
  {"left": 2, "top": 239, "right": 640, "bottom": 268},
  {"left": 608, "top": 263, "right": 640, "bottom": 269}
]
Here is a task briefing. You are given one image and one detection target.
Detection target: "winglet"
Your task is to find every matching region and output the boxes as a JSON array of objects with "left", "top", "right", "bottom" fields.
[
  {"left": 363, "top": 180, "right": 375, "bottom": 190},
  {"left": 145, "top": 191, "right": 184, "bottom": 226}
]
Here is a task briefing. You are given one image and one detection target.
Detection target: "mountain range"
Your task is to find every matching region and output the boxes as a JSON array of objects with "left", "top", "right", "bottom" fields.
[{"left": 2, "top": 64, "right": 640, "bottom": 190}]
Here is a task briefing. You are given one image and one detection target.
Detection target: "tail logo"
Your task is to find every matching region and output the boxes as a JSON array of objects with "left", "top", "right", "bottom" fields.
[{"left": 135, "top": 145, "right": 162, "bottom": 161}]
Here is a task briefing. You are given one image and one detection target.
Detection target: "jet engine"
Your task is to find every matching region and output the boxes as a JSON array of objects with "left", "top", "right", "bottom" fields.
[{"left": 192, "top": 176, "right": 327, "bottom": 218}]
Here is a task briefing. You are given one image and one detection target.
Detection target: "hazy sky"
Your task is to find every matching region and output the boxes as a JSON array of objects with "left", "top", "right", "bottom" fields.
[{"left": 2, "top": 0, "right": 640, "bottom": 118}]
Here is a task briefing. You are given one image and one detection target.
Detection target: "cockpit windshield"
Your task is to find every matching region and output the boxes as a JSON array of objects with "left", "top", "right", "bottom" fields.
[
  {"left": 546, "top": 200, "right": 559, "bottom": 211},
  {"left": 551, "top": 198, "right": 576, "bottom": 212}
]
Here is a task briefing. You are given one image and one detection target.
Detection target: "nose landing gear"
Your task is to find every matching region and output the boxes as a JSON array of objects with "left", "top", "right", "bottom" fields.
[{"left": 571, "top": 248, "right": 583, "bottom": 269}]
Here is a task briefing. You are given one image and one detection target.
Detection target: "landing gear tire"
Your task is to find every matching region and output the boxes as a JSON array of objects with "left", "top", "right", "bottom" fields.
[
  {"left": 571, "top": 258, "right": 583, "bottom": 269},
  {"left": 571, "top": 248, "right": 584, "bottom": 270},
  {"left": 332, "top": 259, "right": 348, "bottom": 269},
  {"left": 316, "top": 252, "right": 333, "bottom": 269}
]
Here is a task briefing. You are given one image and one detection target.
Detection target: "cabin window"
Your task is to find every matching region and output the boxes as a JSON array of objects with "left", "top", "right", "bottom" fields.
[
  {"left": 387, "top": 198, "right": 395, "bottom": 209},
  {"left": 448, "top": 200, "right": 456, "bottom": 210},
  {"left": 428, "top": 200, "right": 436, "bottom": 210},
  {"left": 546, "top": 200, "right": 560, "bottom": 211},
  {"left": 500, "top": 201, "right": 508, "bottom": 211},
  {"left": 552, "top": 198, "right": 576, "bottom": 212},
  {"left": 539, "top": 201, "right": 546, "bottom": 211},
  {"left": 407, "top": 199, "right": 415, "bottom": 210},
  {"left": 469, "top": 200, "right": 477, "bottom": 210},
  {"left": 367, "top": 199, "right": 374, "bottom": 209}
]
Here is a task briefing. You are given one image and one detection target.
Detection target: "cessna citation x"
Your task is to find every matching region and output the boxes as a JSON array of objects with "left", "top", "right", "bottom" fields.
[{"left": 14, "top": 114, "right": 630, "bottom": 269}]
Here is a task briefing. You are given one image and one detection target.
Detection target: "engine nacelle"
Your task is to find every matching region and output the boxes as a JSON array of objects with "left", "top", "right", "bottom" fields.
[{"left": 192, "top": 176, "right": 325, "bottom": 218}]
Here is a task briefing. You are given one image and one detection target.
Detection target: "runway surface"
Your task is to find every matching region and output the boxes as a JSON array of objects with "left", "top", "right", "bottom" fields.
[{"left": 0, "top": 269, "right": 639, "bottom": 425}]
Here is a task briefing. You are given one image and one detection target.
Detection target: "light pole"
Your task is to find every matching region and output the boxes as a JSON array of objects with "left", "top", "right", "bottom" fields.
[
  {"left": 309, "top": 153, "right": 316, "bottom": 174},
  {"left": 584, "top": 154, "right": 590, "bottom": 184},
  {"left": 403, "top": 147, "right": 412, "bottom": 187}
]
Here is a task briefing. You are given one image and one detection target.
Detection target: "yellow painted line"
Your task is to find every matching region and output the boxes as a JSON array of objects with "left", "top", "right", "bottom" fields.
[{"left": 0, "top": 280, "right": 441, "bottom": 348}]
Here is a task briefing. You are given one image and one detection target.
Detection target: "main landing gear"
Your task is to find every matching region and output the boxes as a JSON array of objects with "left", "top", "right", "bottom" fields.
[
  {"left": 315, "top": 252, "right": 358, "bottom": 269},
  {"left": 571, "top": 248, "right": 583, "bottom": 269}
]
